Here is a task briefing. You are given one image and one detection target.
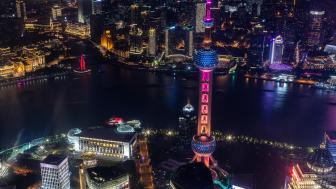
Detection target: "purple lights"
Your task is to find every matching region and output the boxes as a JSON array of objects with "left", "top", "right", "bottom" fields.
[
  {"left": 269, "top": 63, "right": 293, "bottom": 72},
  {"left": 204, "top": 0, "right": 213, "bottom": 24}
]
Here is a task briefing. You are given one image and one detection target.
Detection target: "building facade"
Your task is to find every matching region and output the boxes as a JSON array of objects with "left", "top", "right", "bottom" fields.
[
  {"left": 129, "top": 26, "right": 143, "bottom": 55},
  {"left": 51, "top": 5, "right": 62, "bottom": 21},
  {"left": 148, "top": 28, "right": 156, "bottom": 56},
  {"left": 16, "top": 0, "right": 26, "bottom": 21},
  {"left": 185, "top": 27, "right": 194, "bottom": 57},
  {"left": 269, "top": 35, "right": 284, "bottom": 65},
  {"left": 92, "top": 0, "right": 103, "bottom": 15},
  {"left": 40, "top": 155, "right": 71, "bottom": 189},
  {"left": 78, "top": 0, "right": 92, "bottom": 23},
  {"left": 86, "top": 166, "right": 129, "bottom": 189},
  {"left": 67, "top": 125, "right": 137, "bottom": 160},
  {"left": 195, "top": 2, "right": 206, "bottom": 33},
  {"left": 65, "top": 22, "right": 91, "bottom": 39},
  {"left": 307, "top": 10, "right": 325, "bottom": 51},
  {"left": 326, "top": 131, "right": 336, "bottom": 164},
  {"left": 285, "top": 145, "right": 336, "bottom": 189}
]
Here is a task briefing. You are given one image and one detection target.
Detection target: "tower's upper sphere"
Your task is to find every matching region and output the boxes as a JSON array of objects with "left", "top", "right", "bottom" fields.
[{"left": 194, "top": 49, "right": 218, "bottom": 69}]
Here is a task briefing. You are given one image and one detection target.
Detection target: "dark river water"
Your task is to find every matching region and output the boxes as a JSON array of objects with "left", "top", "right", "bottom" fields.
[
  {"left": 0, "top": 63, "right": 336, "bottom": 150},
  {"left": 1, "top": 39, "right": 336, "bottom": 151}
]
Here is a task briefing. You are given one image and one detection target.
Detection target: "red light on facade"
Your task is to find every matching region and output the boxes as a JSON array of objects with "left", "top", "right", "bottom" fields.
[
  {"left": 79, "top": 54, "right": 86, "bottom": 71},
  {"left": 201, "top": 115, "right": 208, "bottom": 124},
  {"left": 201, "top": 105, "right": 208, "bottom": 114},
  {"left": 202, "top": 83, "right": 209, "bottom": 92},
  {"left": 202, "top": 94, "right": 209, "bottom": 103},
  {"left": 202, "top": 71, "right": 210, "bottom": 82}
]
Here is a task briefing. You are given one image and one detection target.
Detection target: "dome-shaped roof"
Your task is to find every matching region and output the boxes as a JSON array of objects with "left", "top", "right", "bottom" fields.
[
  {"left": 183, "top": 103, "right": 194, "bottom": 113},
  {"left": 116, "top": 124, "right": 135, "bottom": 133},
  {"left": 307, "top": 147, "right": 334, "bottom": 174}
]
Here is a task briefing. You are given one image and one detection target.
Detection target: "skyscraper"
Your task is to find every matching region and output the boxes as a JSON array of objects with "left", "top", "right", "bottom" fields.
[
  {"left": 90, "top": 0, "right": 104, "bottom": 43},
  {"left": 191, "top": 0, "right": 218, "bottom": 168},
  {"left": 129, "top": 25, "right": 143, "bottom": 55},
  {"left": 164, "top": 25, "right": 178, "bottom": 57},
  {"left": 326, "top": 131, "right": 336, "bottom": 164},
  {"left": 195, "top": 2, "right": 206, "bottom": 33},
  {"left": 92, "top": 0, "right": 102, "bottom": 15},
  {"left": 148, "top": 28, "right": 156, "bottom": 56},
  {"left": 51, "top": 5, "right": 62, "bottom": 21},
  {"left": 78, "top": 0, "right": 92, "bottom": 23},
  {"left": 40, "top": 155, "right": 71, "bottom": 189},
  {"left": 170, "top": 163, "right": 215, "bottom": 189},
  {"left": 15, "top": 0, "right": 26, "bottom": 21},
  {"left": 178, "top": 103, "right": 196, "bottom": 149},
  {"left": 307, "top": 10, "right": 325, "bottom": 50},
  {"left": 185, "top": 26, "right": 194, "bottom": 57},
  {"left": 165, "top": 27, "right": 169, "bottom": 56},
  {"left": 130, "top": 4, "right": 140, "bottom": 25},
  {"left": 269, "top": 35, "right": 284, "bottom": 65},
  {"left": 79, "top": 164, "right": 86, "bottom": 189},
  {"left": 248, "top": 24, "right": 269, "bottom": 66}
]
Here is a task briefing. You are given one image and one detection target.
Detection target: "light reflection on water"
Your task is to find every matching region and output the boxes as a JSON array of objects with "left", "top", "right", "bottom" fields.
[{"left": 0, "top": 68, "right": 335, "bottom": 149}]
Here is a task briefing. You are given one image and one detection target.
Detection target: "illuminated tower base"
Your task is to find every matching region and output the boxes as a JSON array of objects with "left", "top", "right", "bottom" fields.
[{"left": 74, "top": 54, "right": 91, "bottom": 74}]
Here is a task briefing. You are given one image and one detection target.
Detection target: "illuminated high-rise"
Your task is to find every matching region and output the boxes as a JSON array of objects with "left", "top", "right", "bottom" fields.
[
  {"left": 101, "top": 29, "right": 113, "bottom": 50},
  {"left": 129, "top": 25, "right": 143, "bottom": 55},
  {"left": 51, "top": 5, "right": 62, "bottom": 21},
  {"left": 148, "top": 28, "right": 156, "bottom": 56},
  {"left": 79, "top": 164, "right": 86, "bottom": 189},
  {"left": 269, "top": 35, "right": 284, "bottom": 65},
  {"left": 326, "top": 131, "right": 336, "bottom": 164},
  {"left": 78, "top": 0, "right": 91, "bottom": 23},
  {"left": 285, "top": 144, "right": 336, "bottom": 189},
  {"left": 16, "top": 0, "right": 26, "bottom": 21},
  {"left": 40, "top": 155, "right": 71, "bottom": 189},
  {"left": 90, "top": 0, "right": 104, "bottom": 43},
  {"left": 130, "top": 4, "right": 140, "bottom": 25},
  {"left": 191, "top": 0, "right": 218, "bottom": 168},
  {"left": 164, "top": 26, "right": 177, "bottom": 57},
  {"left": 195, "top": 2, "right": 206, "bottom": 33},
  {"left": 307, "top": 10, "right": 325, "bottom": 50},
  {"left": 92, "top": 0, "right": 102, "bottom": 15},
  {"left": 185, "top": 26, "right": 194, "bottom": 57}
]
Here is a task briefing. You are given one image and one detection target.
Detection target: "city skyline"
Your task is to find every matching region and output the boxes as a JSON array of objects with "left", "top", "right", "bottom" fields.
[{"left": 0, "top": 0, "right": 336, "bottom": 188}]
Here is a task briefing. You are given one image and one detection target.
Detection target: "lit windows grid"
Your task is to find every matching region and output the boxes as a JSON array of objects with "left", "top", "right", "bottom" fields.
[
  {"left": 78, "top": 137, "right": 130, "bottom": 159},
  {"left": 41, "top": 159, "right": 70, "bottom": 189}
]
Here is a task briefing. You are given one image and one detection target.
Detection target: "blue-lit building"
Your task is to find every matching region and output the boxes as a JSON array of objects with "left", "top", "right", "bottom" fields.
[
  {"left": 326, "top": 131, "right": 336, "bottom": 164},
  {"left": 269, "top": 35, "right": 284, "bottom": 65},
  {"left": 178, "top": 103, "right": 196, "bottom": 149}
]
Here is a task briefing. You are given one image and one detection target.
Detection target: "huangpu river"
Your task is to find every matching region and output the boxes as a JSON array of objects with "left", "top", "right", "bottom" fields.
[
  {"left": 0, "top": 64, "right": 336, "bottom": 149},
  {"left": 0, "top": 40, "right": 336, "bottom": 151}
]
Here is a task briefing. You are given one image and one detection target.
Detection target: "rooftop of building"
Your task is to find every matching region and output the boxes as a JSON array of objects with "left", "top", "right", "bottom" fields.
[
  {"left": 86, "top": 165, "right": 128, "bottom": 184},
  {"left": 326, "top": 130, "right": 336, "bottom": 141},
  {"left": 307, "top": 146, "right": 334, "bottom": 173},
  {"left": 171, "top": 162, "right": 214, "bottom": 189},
  {"left": 77, "top": 125, "right": 137, "bottom": 142},
  {"left": 42, "top": 154, "right": 67, "bottom": 165}
]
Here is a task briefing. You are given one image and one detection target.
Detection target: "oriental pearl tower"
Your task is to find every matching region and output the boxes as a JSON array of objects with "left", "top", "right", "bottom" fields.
[
  {"left": 191, "top": 0, "right": 231, "bottom": 185},
  {"left": 191, "top": 0, "right": 218, "bottom": 168}
]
